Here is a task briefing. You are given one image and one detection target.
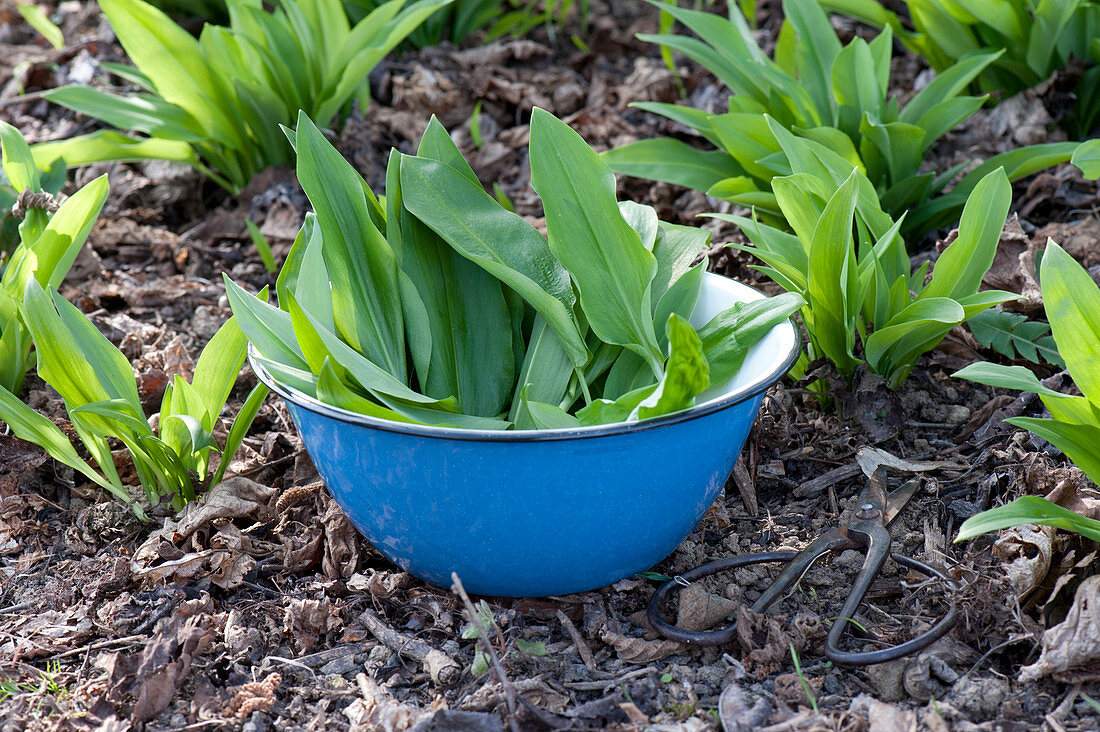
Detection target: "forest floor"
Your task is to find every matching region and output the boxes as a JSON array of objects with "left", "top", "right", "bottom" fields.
[{"left": 2, "top": 0, "right": 1100, "bottom": 729}]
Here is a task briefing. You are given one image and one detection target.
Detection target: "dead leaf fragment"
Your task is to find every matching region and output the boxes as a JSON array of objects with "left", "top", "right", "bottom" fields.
[
  {"left": 285, "top": 597, "right": 339, "bottom": 653},
  {"left": 131, "top": 477, "right": 278, "bottom": 589},
  {"left": 1020, "top": 574, "right": 1100, "bottom": 683},
  {"left": 676, "top": 582, "right": 739, "bottom": 631},
  {"left": 718, "top": 682, "right": 771, "bottom": 732},
  {"left": 599, "top": 630, "right": 687, "bottom": 663},
  {"left": 993, "top": 524, "right": 1053, "bottom": 598}
]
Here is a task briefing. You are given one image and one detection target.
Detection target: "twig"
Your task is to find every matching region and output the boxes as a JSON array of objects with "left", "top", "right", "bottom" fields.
[
  {"left": 358, "top": 609, "right": 461, "bottom": 687},
  {"left": 731, "top": 456, "right": 758, "bottom": 516},
  {"left": 259, "top": 655, "right": 317, "bottom": 678},
  {"left": 41, "top": 634, "right": 149, "bottom": 660},
  {"left": 556, "top": 609, "right": 596, "bottom": 671},
  {"left": 561, "top": 666, "right": 656, "bottom": 691},
  {"left": 794, "top": 463, "right": 861, "bottom": 497},
  {"left": 452, "top": 573, "right": 520, "bottom": 732},
  {"left": 958, "top": 636, "right": 1030, "bottom": 681}
]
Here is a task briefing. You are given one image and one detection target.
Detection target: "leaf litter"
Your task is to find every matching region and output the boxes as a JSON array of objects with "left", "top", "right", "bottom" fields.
[{"left": 1, "top": 0, "right": 1100, "bottom": 729}]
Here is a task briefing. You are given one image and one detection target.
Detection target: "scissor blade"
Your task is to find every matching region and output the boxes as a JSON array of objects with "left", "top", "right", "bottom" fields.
[{"left": 883, "top": 478, "right": 920, "bottom": 525}]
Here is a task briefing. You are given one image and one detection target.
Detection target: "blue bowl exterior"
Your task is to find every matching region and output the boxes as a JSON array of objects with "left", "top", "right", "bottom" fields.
[{"left": 282, "top": 391, "right": 764, "bottom": 597}]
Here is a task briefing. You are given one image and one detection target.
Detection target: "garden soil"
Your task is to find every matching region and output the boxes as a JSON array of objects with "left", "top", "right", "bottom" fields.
[{"left": 2, "top": 0, "right": 1100, "bottom": 729}]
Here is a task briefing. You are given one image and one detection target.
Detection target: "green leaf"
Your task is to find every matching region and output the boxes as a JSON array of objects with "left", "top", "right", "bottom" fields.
[
  {"left": 529, "top": 108, "right": 662, "bottom": 373},
  {"left": 1072, "top": 139, "right": 1100, "bottom": 179},
  {"left": 633, "top": 314, "right": 709, "bottom": 421},
  {"left": 210, "top": 382, "right": 268, "bottom": 486},
  {"left": 576, "top": 384, "right": 655, "bottom": 427},
  {"left": 900, "top": 50, "right": 1000, "bottom": 125},
  {"left": 43, "top": 87, "right": 205, "bottom": 141},
  {"left": 31, "top": 131, "right": 207, "bottom": 180},
  {"left": 315, "top": 359, "right": 419, "bottom": 424},
  {"left": 245, "top": 219, "right": 277, "bottom": 273},
  {"left": 650, "top": 222, "right": 709, "bottom": 308},
  {"left": 620, "top": 201, "right": 659, "bottom": 251},
  {"left": 603, "top": 138, "right": 747, "bottom": 193},
  {"left": 293, "top": 296, "right": 457, "bottom": 408},
  {"left": 16, "top": 3, "right": 64, "bottom": 49},
  {"left": 397, "top": 153, "right": 587, "bottom": 370},
  {"left": 514, "top": 393, "right": 582, "bottom": 430},
  {"left": 967, "top": 309, "right": 1064, "bottom": 367},
  {"left": 805, "top": 170, "right": 860, "bottom": 373},
  {"left": 98, "top": 0, "right": 241, "bottom": 147},
  {"left": 0, "top": 120, "right": 40, "bottom": 191},
  {"left": 0, "top": 315, "right": 28, "bottom": 395},
  {"left": 22, "top": 280, "right": 143, "bottom": 416},
  {"left": 919, "top": 168, "right": 1010, "bottom": 301},
  {"left": 294, "top": 111, "right": 406, "bottom": 379},
  {"left": 784, "top": 0, "right": 841, "bottom": 122},
  {"left": 3, "top": 173, "right": 108, "bottom": 300},
  {"left": 509, "top": 316, "right": 574, "bottom": 422},
  {"left": 224, "top": 276, "right": 309, "bottom": 371},
  {"left": 391, "top": 190, "right": 515, "bottom": 416},
  {"left": 1040, "top": 240, "right": 1100, "bottom": 405},
  {"left": 699, "top": 292, "right": 804, "bottom": 386},
  {"left": 0, "top": 386, "right": 138, "bottom": 515},
  {"left": 956, "top": 496, "right": 1100, "bottom": 543},
  {"left": 189, "top": 315, "right": 249, "bottom": 433},
  {"left": 953, "top": 362, "right": 1072, "bottom": 401},
  {"left": 863, "top": 297, "right": 964, "bottom": 376}
]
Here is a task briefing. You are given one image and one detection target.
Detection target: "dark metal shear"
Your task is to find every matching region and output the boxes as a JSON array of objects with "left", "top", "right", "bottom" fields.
[{"left": 647, "top": 466, "right": 957, "bottom": 666}]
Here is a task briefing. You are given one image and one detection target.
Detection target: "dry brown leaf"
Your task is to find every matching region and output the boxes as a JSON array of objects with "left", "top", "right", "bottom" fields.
[
  {"left": 676, "top": 582, "right": 739, "bottom": 631},
  {"left": 321, "top": 494, "right": 361, "bottom": 579},
  {"left": 96, "top": 612, "right": 217, "bottom": 723},
  {"left": 855, "top": 446, "right": 964, "bottom": 477},
  {"left": 131, "top": 477, "right": 278, "bottom": 588},
  {"left": 992, "top": 524, "right": 1053, "bottom": 598},
  {"left": 1020, "top": 574, "right": 1100, "bottom": 683},
  {"left": 981, "top": 215, "right": 1042, "bottom": 313},
  {"left": 852, "top": 694, "right": 919, "bottom": 732},
  {"left": 284, "top": 597, "right": 339, "bottom": 653},
  {"left": 344, "top": 673, "right": 426, "bottom": 731},
  {"left": 599, "top": 630, "right": 687, "bottom": 663},
  {"left": 1045, "top": 479, "right": 1100, "bottom": 521},
  {"left": 735, "top": 606, "right": 824, "bottom": 679}
]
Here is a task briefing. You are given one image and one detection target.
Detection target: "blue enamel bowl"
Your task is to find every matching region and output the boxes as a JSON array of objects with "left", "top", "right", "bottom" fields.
[{"left": 251, "top": 273, "right": 800, "bottom": 597}]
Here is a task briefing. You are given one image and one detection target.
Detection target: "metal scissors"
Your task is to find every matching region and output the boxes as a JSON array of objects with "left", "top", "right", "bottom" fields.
[{"left": 647, "top": 466, "right": 958, "bottom": 665}]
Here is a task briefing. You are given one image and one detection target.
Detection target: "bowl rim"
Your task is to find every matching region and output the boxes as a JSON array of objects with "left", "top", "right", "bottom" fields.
[{"left": 248, "top": 274, "right": 803, "bottom": 443}]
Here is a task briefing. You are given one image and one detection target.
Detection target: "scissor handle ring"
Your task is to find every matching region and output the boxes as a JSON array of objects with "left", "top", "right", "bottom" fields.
[
  {"left": 824, "top": 552, "right": 959, "bottom": 666},
  {"left": 646, "top": 551, "right": 799, "bottom": 646}
]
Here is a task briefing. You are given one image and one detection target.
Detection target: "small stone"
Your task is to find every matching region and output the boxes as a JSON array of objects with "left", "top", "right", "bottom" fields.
[
  {"left": 863, "top": 659, "right": 907, "bottom": 702},
  {"left": 946, "top": 675, "right": 1009, "bottom": 720},
  {"left": 945, "top": 405, "right": 970, "bottom": 423},
  {"left": 835, "top": 550, "right": 865, "bottom": 573},
  {"left": 320, "top": 654, "right": 364, "bottom": 676},
  {"left": 242, "top": 712, "right": 268, "bottom": 732}
]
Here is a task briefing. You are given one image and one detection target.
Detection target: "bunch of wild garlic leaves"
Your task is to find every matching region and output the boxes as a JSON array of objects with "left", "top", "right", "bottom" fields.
[
  {"left": 0, "top": 122, "right": 103, "bottom": 395},
  {"left": 819, "top": 0, "right": 1100, "bottom": 130},
  {"left": 35, "top": 0, "right": 450, "bottom": 193},
  {"left": 954, "top": 239, "right": 1100, "bottom": 542},
  {"left": 0, "top": 276, "right": 267, "bottom": 518},
  {"left": 606, "top": 0, "right": 1097, "bottom": 236},
  {"left": 227, "top": 109, "right": 802, "bottom": 430},
  {"left": 705, "top": 119, "right": 1017, "bottom": 387}
]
